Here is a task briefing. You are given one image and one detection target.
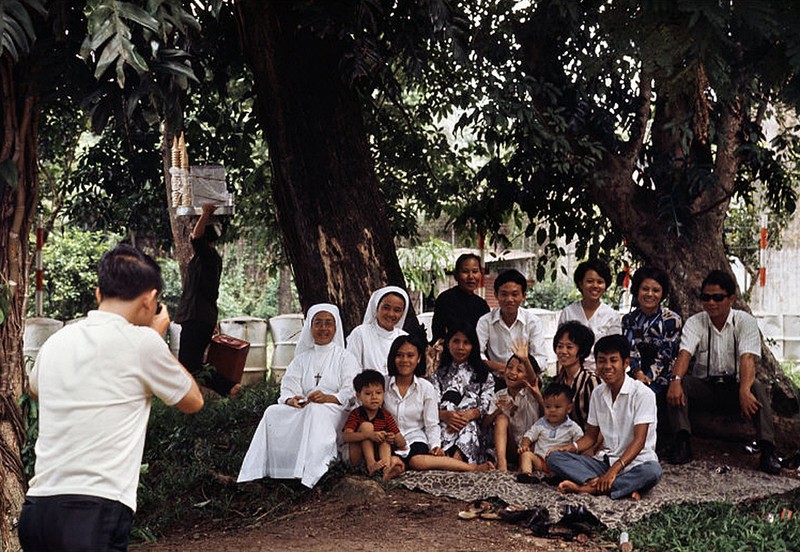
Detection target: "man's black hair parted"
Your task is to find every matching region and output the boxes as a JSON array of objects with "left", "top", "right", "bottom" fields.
[
  {"left": 386, "top": 334, "right": 427, "bottom": 378},
  {"left": 97, "top": 244, "right": 163, "bottom": 300},
  {"left": 493, "top": 268, "right": 528, "bottom": 294},
  {"left": 594, "top": 334, "right": 631, "bottom": 360},
  {"left": 630, "top": 266, "right": 671, "bottom": 301},
  {"left": 553, "top": 321, "right": 595, "bottom": 361},
  {"left": 353, "top": 369, "right": 386, "bottom": 393},
  {"left": 543, "top": 382, "right": 574, "bottom": 402},
  {"left": 573, "top": 258, "right": 612, "bottom": 289},
  {"left": 701, "top": 269, "right": 736, "bottom": 296}
]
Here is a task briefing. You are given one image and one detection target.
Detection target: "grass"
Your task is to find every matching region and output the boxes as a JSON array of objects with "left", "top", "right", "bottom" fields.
[{"left": 609, "top": 494, "right": 800, "bottom": 551}]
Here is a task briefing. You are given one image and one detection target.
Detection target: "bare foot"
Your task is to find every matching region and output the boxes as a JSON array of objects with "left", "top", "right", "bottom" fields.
[
  {"left": 557, "top": 480, "right": 581, "bottom": 494},
  {"left": 630, "top": 491, "right": 641, "bottom": 501},
  {"left": 367, "top": 459, "right": 386, "bottom": 474},
  {"left": 228, "top": 384, "right": 242, "bottom": 399},
  {"left": 475, "top": 461, "right": 495, "bottom": 472},
  {"left": 497, "top": 460, "right": 508, "bottom": 471},
  {"left": 383, "top": 459, "right": 405, "bottom": 481}
]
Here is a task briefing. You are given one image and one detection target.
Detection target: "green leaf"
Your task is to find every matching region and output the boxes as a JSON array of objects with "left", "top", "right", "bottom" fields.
[{"left": 115, "top": 1, "right": 160, "bottom": 33}]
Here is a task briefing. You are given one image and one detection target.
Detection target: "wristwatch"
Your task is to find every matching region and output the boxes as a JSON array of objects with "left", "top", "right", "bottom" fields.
[{"left": 669, "top": 375, "right": 682, "bottom": 382}]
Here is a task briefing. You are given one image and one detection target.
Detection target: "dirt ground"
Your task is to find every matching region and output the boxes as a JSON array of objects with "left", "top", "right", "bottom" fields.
[
  {"left": 131, "top": 482, "right": 613, "bottom": 552},
  {"left": 130, "top": 437, "right": 792, "bottom": 552}
]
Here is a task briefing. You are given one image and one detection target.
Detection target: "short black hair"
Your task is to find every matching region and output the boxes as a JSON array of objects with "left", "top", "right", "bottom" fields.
[
  {"left": 453, "top": 253, "right": 482, "bottom": 274},
  {"left": 574, "top": 258, "right": 612, "bottom": 289},
  {"left": 97, "top": 244, "right": 163, "bottom": 300},
  {"left": 353, "top": 369, "right": 386, "bottom": 393},
  {"left": 494, "top": 269, "right": 527, "bottom": 294},
  {"left": 701, "top": 269, "right": 736, "bottom": 296},
  {"left": 543, "top": 382, "right": 574, "bottom": 402},
  {"left": 631, "top": 266, "right": 671, "bottom": 301},
  {"left": 386, "top": 334, "right": 426, "bottom": 377},
  {"left": 594, "top": 334, "right": 630, "bottom": 360},
  {"left": 553, "top": 321, "right": 595, "bottom": 361}
]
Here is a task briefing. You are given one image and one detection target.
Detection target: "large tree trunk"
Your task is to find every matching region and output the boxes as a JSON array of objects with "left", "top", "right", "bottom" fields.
[
  {"left": 0, "top": 56, "right": 38, "bottom": 551},
  {"left": 233, "top": 1, "right": 410, "bottom": 334}
]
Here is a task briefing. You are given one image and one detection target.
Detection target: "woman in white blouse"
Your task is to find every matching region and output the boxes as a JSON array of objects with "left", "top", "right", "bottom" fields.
[{"left": 558, "top": 259, "right": 621, "bottom": 372}]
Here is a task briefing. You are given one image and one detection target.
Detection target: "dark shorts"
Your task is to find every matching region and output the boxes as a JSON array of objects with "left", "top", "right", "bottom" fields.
[
  {"left": 401, "top": 442, "right": 431, "bottom": 466},
  {"left": 19, "top": 494, "right": 133, "bottom": 552}
]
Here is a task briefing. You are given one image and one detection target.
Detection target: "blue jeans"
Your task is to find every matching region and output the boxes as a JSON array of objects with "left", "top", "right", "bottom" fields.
[
  {"left": 546, "top": 451, "right": 662, "bottom": 499},
  {"left": 19, "top": 494, "right": 133, "bottom": 551}
]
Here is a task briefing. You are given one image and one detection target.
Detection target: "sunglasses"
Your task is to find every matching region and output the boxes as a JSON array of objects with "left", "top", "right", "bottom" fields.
[{"left": 700, "top": 293, "right": 729, "bottom": 302}]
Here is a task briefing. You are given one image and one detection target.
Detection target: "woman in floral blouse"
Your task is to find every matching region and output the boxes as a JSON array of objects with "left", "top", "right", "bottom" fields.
[{"left": 622, "top": 266, "right": 682, "bottom": 394}]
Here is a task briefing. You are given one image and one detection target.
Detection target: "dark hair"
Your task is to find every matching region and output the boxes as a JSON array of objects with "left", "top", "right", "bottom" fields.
[
  {"left": 438, "top": 325, "right": 490, "bottom": 384},
  {"left": 387, "top": 334, "right": 426, "bottom": 377},
  {"left": 204, "top": 223, "right": 221, "bottom": 243},
  {"left": 573, "top": 259, "right": 612, "bottom": 289},
  {"left": 453, "top": 253, "right": 482, "bottom": 275},
  {"left": 553, "top": 321, "right": 595, "bottom": 361},
  {"left": 594, "top": 334, "right": 630, "bottom": 360},
  {"left": 353, "top": 369, "right": 386, "bottom": 393},
  {"left": 701, "top": 270, "right": 736, "bottom": 296},
  {"left": 631, "top": 266, "right": 671, "bottom": 303},
  {"left": 493, "top": 269, "right": 527, "bottom": 294},
  {"left": 543, "top": 382, "right": 574, "bottom": 402},
  {"left": 505, "top": 352, "right": 541, "bottom": 375},
  {"left": 378, "top": 291, "right": 406, "bottom": 309},
  {"left": 97, "top": 244, "right": 163, "bottom": 300}
]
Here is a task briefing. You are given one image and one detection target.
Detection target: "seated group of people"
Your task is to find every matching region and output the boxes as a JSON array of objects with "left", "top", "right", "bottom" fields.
[{"left": 237, "top": 255, "right": 784, "bottom": 503}]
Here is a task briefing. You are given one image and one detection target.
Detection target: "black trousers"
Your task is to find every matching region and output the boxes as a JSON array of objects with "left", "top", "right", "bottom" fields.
[
  {"left": 667, "top": 375, "right": 775, "bottom": 444},
  {"left": 179, "top": 320, "right": 236, "bottom": 396},
  {"left": 19, "top": 494, "right": 133, "bottom": 552}
]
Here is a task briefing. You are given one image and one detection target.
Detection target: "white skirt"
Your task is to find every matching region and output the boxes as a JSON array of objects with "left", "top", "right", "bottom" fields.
[{"left": 238, "top": 402, "right": 348, "bottom": 488}]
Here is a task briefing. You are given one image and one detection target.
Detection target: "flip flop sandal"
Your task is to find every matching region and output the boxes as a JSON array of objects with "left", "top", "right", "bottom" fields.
[
  {"left": 479, "top": 509, "right": 502, "bottom": 520},
  {"left": 458, "top": 500, "right": 492, "bottom": 520}
]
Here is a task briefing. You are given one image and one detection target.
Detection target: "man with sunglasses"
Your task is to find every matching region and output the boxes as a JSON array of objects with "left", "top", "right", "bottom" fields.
[{"left": 665, "top": 270, "right": 780, "bottom": 474}]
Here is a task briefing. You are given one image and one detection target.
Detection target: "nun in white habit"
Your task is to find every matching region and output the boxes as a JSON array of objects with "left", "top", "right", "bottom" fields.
[
  {"left": 346, "top": 286, "right": 410, "bottom": 375},
  {"left": 238, "top": 303, "right": 360, "bottom": 488}
]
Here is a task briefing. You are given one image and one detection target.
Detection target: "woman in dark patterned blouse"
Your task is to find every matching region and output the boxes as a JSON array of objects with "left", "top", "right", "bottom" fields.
[
  {"left": 622, "top": 267, "right": 682, "bottom": 394},
  {"left": 552, "top": 321, "right": 599, "bottom": 430}
]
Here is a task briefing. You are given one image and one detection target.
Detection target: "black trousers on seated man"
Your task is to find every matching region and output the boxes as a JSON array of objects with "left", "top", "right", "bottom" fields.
[{"left": 668, "top": 375, "right": 775, "bottom": 445}]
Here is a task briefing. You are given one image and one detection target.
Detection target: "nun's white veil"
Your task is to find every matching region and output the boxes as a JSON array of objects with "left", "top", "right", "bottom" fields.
[
  {"left": 294, "top": 303, "right": 344, "bottom": 356},
  {"left": 361, "top": 286, "right": 410, "bottom": 330}
]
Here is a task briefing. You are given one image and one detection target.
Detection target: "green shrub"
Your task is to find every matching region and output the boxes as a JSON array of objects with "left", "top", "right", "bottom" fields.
[
  {"left": 28, "top": 228, "right": 120, "bottom": 320},
  {"left": 527, "top": 279, "right": 579, "bottom": 311}
]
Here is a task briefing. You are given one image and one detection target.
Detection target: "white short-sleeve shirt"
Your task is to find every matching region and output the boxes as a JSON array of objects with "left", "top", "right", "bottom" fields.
[
  {"left": 476, "top": 307, "right": 548, "bottom": 371},
  {"left": 28, "top": 311, "right": 193, "bottom": 511},
  {"left": 679, "top": 309, "right": 761, "bottom": 379},
  {"left": 587, "top": 376, "right": 658, "bottom": 470},
  {"left": 523, "top": 417, "right": 584, "bottom": 458}
]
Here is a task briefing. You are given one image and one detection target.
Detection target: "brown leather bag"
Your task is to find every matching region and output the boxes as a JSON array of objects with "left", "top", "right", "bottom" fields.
[{"left": 207, "top": 334, "right": 250, "bottom": 383}]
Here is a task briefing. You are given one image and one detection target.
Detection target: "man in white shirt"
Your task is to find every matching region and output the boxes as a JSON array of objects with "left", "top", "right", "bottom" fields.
[
  {"left": 546, "top": 335, "right": 661, "bottom": 499},
  {"left": 666, "top": 270, "right": 780, "bottom": 474},
  {"left": 19, "top": 245, "right": 204, "bottom": 551},
  {"left": 476, "top": 269, "right": 548, "bottom": 379}
]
